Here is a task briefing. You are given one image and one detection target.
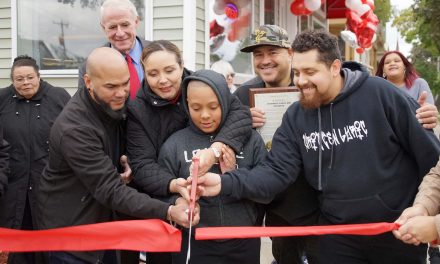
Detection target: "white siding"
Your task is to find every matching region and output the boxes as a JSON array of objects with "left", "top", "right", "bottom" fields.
[
  {"left": 153, "top": 1, "right": 184, "bottom": 47},
  {"left": 0, "top": 1, "right": 11, "bottom": 87},
  {"left": 195, "top": 0, "right": 205, "bottom": 70}
]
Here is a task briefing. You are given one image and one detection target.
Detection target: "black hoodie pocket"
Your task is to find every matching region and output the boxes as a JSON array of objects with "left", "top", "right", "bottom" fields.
[{"left": 321, "top": 194, "right": 402, "bottom": 224}]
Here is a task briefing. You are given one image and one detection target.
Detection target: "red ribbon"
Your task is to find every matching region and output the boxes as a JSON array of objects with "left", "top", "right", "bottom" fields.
[
  {"left": 196, "top": 222, "right": 399, "bottom": 240},
  {"left": 0, "top": 219, "right": 180, "bottom": 252}
]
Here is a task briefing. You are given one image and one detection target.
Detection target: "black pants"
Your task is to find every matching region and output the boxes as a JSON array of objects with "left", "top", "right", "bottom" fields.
[
  {"left": 319, "top": 233, "right": 427, "bottom": 264},
  {"left": 8, "top": 196, "right": 44, "bottom": 264},
  {"left": 172, "top": 230, "right": 260, "bottom": 264},
  {"left": 266, "top": 212, "right": 319, "bottom": 264},
  {"left": 49, "top": 252, "right": 90, "bottom": 264}
]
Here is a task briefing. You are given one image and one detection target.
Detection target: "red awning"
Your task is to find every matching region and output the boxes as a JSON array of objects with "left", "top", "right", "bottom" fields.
[{"left": 327, "top": 0, "right": 347, "bottom": 19}]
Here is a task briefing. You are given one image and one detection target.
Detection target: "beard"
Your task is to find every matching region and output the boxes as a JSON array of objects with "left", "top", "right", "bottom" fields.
[
  {"left": 91, "top": 89, "right": 127, "bottom": 120},
  {"left": 299, "top": 84, "right": 323, "bottom": 110}
]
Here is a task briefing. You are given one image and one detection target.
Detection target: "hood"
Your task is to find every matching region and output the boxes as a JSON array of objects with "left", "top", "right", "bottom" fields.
[
  {"left": 136, "top": 67, "right": 192, "bottom": 107},
  {"left": 331, "top": 61, "right": 370, "bottom": 104},
  {"left": 181, "top": 69, "right": 232, "bottom": 134}
]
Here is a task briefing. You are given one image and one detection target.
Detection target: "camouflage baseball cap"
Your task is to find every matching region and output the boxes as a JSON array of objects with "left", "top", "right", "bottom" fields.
[{"left": 241, "top": 25, "right": 291, "bottom": 53}]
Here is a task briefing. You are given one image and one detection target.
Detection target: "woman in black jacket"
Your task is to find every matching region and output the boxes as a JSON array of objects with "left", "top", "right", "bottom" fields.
[
  {"left": 0, "top": 55, "right": 71, "bottom": 264},
  {"left": 126, "top": 40, "right": 252, "bottom": 264}
]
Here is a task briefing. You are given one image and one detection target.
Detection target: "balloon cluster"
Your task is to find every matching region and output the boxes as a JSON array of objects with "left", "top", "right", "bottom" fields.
[
  {"left": 209, "top": 0, "right": 251, "bottom": 61},
  {"left": 290, "top": 0, "right": 324, "bottom": 16},
  {"left": 344, "top": 0, "right": 379, "bottom": 54}
]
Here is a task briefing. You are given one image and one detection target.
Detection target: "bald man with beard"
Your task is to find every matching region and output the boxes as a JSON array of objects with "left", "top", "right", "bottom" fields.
[{"left": 38, "top": 47, "right": 198, "bottom": 264}]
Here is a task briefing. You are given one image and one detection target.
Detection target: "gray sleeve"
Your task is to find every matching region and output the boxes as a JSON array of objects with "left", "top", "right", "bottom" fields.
[{"left": 414, "top": 78, "right": 434, "bottom": 104}]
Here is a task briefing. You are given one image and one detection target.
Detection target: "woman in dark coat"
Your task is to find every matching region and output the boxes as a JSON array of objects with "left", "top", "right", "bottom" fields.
[
  {"left": 126, "top": 40, "right": 252, "bottom": 264},
  {"left": 0, "top": 55, "right": 71, "bottom": 264}
]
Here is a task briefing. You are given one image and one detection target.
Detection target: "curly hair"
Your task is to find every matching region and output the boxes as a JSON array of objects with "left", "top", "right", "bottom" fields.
[
  {"left": 10, "top": 55, "right": 40, "bottom": 80},
  {"left": 291, "top": 30, "right": 341, "bottom": 67}
]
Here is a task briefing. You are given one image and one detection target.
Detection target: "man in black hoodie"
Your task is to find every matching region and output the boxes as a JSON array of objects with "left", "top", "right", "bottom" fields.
[{"left": 197, "top": 30, "right": 440, "bottom": 263}]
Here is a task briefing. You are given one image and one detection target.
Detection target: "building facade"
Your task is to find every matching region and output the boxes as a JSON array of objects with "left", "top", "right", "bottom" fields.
[{"left": 1, "top": 0, "right": 331, "bottom": 93}]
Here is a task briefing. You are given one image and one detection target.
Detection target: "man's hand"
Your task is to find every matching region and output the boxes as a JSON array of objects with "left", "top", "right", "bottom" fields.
[
  {"left": 397, "top": 216, "right": 438, "bottom": 245},
  {"left": 190, "top": 172, "right": 222, "bottom": 197},
  {"left": 393, "top": 205, "right": 428, "bottom": 243},
  {"left": 251, "top": 107, "right": 266, "bottom": 128},
  {"left": 119, "top": 155, "right": 132, "bottom": 184},
  {"left": 417, "top": 91, "right": 438, "bottom": 129},
  {"left": 219, "top": 145, "right": 236, "bottom": 173},
  {"left": 169, "top": 178, "right": 190, "bottom": 201},
  {"left": 167, "top": 198, "right": 200, "bottom": 228}
]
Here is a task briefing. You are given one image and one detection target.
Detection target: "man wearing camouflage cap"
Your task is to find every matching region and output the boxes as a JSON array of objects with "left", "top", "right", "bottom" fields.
[{"left": 234, "top": 24, "right": 320, "bottom": 264}]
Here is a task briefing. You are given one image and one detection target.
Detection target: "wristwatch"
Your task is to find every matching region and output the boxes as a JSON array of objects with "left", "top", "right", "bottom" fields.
[{"left": 211, "top": 147, "right": 221, "bottom": 158}]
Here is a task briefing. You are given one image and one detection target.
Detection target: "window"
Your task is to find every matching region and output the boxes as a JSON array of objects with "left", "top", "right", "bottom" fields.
[{"left": 16, "top": 0, "right": 144, "bottom": 72}]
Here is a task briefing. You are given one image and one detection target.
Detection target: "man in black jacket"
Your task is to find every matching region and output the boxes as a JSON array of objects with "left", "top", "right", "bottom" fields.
[
  {"left": 38, "top": 47, "right": 198, "bottom": 264},
  {"left": 235, "top": 24, "right": 320, "bottom": 264},
  {"left": 78, "top": 0, "right": 149, "bottom": 99},
  {"left": 0, "top": 125, "right": 8, "bottom": 197},
  {"left": 198, "top": 30, "right": 440, "bottom": 264}
]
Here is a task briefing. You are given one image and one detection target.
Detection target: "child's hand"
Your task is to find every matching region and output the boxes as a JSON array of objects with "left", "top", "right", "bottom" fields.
[
  {"left": 397, "top": 215, "right": 438, "bottom": 245},
  {"left": 219, "top": 145, "right": 236, "bottom": 173},
  {"left": 119, "top": 155, "right": 132, "bottom": 184},
  {"left": 169, "top": 178, "right": 190, "bottom": 201}
]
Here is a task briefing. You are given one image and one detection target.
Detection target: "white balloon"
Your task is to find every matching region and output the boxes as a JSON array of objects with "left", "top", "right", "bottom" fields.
[
  {"left": 341, "top": 30, "right": 358, "bottom": 48},
  {"left": 215, "top": 14, "right": 232, "bottom": 28},
  {"left": 305, "top": 0, "right": 321, "bottom": 12},
  {"left": 212, "top": 36, "right": 241, "bottom": 62},
  {"left": 345, "top": 0, "right": 355, "bottom": 9},
  {"left": 350, "top": 0, "right": 371, "bottom": 16}
]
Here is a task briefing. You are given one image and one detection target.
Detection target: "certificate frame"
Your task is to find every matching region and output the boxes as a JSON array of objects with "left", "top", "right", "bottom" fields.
[
  {"left": 249, "top": 87, "right": 299, "bottom": 108},
  {"left": 249, "top": 87, "right": 300, "bottom": 149}
]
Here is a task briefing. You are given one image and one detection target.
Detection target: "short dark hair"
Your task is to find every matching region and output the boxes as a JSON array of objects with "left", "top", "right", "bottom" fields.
[
  {"left": 11, "top": 55, "right": 40, "bottom": 80},
  {"left": 141, "top": 40, "right": 183, "bottom": 68},
  {"left": 291, "top": 30, "right": 341, "bottom": 67}
]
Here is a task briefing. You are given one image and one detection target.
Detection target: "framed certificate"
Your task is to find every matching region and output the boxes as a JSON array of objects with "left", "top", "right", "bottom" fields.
[{"left": 249, "top": 87, "right": 300, "bottom": 149}]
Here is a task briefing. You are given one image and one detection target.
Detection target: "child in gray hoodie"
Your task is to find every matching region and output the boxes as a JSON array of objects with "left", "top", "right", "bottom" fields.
[{"left": 158, "top": 69, "right": 267, "bottom": 264}]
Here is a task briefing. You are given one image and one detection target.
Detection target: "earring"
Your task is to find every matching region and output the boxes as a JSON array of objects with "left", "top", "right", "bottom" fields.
[{"left": 383, "top": 73, "right": 387, "bottom": 78}]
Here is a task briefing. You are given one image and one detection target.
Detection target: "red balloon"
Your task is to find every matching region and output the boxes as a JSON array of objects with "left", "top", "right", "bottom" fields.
[
  {"left": 356, "top": 47, "right": 365, "bottom": 54},
  {"left": 225, "top": 3, "right": 239, "bottom": 19},
  {"left": 290, "top": 0, "right": 312, "bottom": 16},
  {"left": 362, "top": 10, "right": 379, "bottom": 26},
  {"left": 356, "top": 22, "right": 376, "bottom": 48},
  {"left": 346, "top": 9, "right": 363, "bottom": 34}
]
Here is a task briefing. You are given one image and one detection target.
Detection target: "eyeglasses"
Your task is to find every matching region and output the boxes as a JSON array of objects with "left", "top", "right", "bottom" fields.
[{"left": 13, "top": 75, "right": 36, "bottom": 84}]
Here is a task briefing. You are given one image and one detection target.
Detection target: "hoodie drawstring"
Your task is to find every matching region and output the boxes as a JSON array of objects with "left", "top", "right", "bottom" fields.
[
  {"left": 328, "top": 103, "right": 334, "bottom": 170},
  {"left": 318, "top": 108, "right": 322, "bottom": 191}
]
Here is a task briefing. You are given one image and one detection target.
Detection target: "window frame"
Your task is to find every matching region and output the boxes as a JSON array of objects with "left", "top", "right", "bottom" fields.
[{"left": 12, "top": 0, "right": 149, "bottom": 77}]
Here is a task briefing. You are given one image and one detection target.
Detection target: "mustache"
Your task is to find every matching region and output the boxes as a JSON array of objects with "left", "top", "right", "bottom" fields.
[{"left": 297, "top": 83, "right": 317, "bottom": 90}]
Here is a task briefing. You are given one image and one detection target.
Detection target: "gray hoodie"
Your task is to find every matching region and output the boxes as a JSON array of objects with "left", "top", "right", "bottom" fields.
[{"left": 158, "top": 69, "right": 267, "bottom": 228}]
